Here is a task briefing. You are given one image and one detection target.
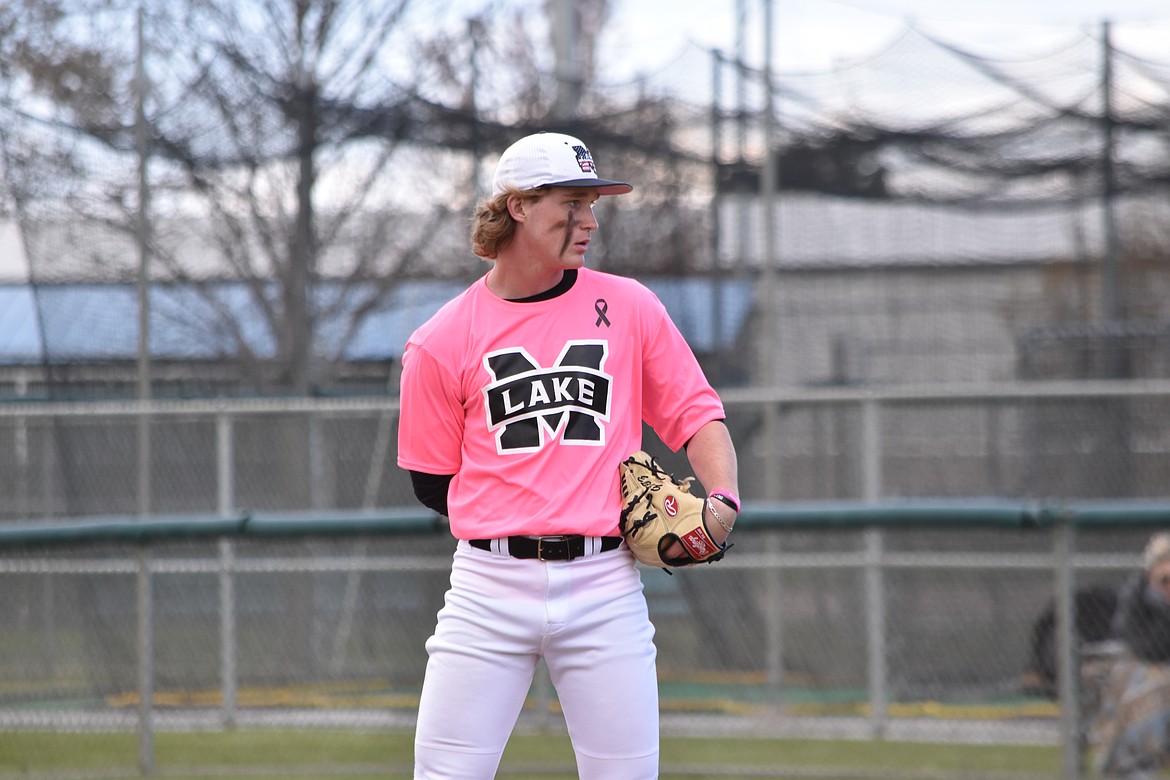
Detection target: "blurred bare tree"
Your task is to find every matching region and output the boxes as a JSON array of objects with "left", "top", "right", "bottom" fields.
[
  {"left": 144, "top": 0, "right": 466, "bottom": 394},
  {"left": 2, "top": 0, "right": 469, "bottom": 394},
  {"left": 0, "top": 0, "right": 120, "bottom": 120},
  {"left": 0, "top": 0, "right": 122, "bottom": 221},
  {"left": 1, "top": 0, "right": 714, "bottom": 395},
  {"left": 411, "top": 0, "right": 712, "bottom": 276}
]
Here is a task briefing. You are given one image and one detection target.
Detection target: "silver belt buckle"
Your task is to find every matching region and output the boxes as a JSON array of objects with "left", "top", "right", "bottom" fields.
[{"left": 537, "top": 535, "right": 569, "bottom": 561}]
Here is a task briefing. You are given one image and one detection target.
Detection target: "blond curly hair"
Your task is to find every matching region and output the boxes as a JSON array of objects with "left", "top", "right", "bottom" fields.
[
  {"left": 1144, "top": 532, "right": 1170, "bottom": 571},
  {"left": 470, "top": 187, "right": 544, "bottom": 259}
]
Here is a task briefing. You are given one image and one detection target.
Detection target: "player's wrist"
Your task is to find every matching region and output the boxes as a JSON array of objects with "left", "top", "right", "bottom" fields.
[
  {"left": 705, "top": 496, "right": 735, "bottom": 535},
  {"left": 709, "top": 490, "right": 740, "bottom": 513}
]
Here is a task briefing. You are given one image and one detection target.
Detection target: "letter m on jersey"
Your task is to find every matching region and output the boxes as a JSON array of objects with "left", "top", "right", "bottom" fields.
[{"left": 483, "top": 341, "right": 612, "bottom": 453}]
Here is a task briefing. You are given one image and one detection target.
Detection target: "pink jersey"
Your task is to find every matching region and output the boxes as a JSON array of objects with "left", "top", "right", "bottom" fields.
[{"left": 397, "top": 268, "right": 725, "bottom": 539}]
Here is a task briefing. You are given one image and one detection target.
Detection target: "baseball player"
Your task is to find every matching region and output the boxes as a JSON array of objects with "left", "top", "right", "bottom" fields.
[{"left": 397, "top": 131, "right": 740, "bottom": 779}]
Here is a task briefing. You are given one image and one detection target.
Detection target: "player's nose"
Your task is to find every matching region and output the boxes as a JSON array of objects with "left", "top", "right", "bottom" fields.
[{"left": 581, "top": 205, "right": 599, "bottom": 231}]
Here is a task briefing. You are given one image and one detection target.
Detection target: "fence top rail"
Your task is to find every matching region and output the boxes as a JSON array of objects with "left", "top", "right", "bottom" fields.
[
  {"left": 739, "top": 499, "right": 1170, "bottom": 529},
  {"left": 3, "top": 500, "right": 1170, "bottom": 548},
  {"left": 0, "top": 509, "right": 445, "bottom": 547},
  {"left": 719, "top": 378, "right": 1170, "bottom": 405},
  {"left": 1, "top": 378, "right": 1170, "bottom": 418},
  {"left": 0, "top": 395, "right": 402, "bottom": 418}
]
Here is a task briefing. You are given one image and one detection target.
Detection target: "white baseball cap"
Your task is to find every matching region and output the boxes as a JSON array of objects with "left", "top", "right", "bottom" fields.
[{"left": 492, "top": 132, "right": 632, "bottom": 197}]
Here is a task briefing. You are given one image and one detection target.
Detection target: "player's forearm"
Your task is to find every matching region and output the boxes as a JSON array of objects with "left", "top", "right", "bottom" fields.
[
  {"left": 685, "top": 421, "right": 739, "bottom": 496},
  {"left": 685, "top": 420, "right": 740, "bottom": 542}
]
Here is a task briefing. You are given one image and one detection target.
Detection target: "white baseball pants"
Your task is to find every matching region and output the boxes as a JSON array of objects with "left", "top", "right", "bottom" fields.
[{"left": 413, "top": 539, "right": 659, "bottom": 779}]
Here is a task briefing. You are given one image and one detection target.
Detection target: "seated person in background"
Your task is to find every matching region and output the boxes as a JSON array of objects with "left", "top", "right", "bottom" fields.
[
  {"left": 1114, "top": 534, "right": 1170, "bottom": 663},
  {"left": 1021, "top": 584, "right": 1118, "bottom": 698},
  {"left": 1088, "top": 532, "right": 1170, "bottom": 778}
]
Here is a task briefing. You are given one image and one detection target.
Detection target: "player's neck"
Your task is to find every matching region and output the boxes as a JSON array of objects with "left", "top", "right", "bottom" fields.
[{"left": 486, "top": 265, "right": 575, "bottom": 301}]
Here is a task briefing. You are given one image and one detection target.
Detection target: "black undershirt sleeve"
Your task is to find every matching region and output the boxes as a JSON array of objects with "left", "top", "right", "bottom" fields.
[{"left": 409, "top": 470, "right": 454, "bottom": 517}]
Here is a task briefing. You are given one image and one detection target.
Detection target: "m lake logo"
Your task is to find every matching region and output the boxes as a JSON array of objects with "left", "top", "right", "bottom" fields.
[{"left": 483, "top": 341, "right": 612, "bottom": 453}]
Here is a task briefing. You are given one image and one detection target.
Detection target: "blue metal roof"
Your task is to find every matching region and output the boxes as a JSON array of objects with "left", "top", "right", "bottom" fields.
[
  {"left": 0, "top": 285, "right": 42, "bottom": 363},
  {"left": 0, "top": 278, "right": 753, "bottom": 365}
]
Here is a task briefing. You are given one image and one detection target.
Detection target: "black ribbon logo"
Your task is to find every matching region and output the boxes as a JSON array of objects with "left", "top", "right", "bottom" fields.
[{"left": 594, "top": 299, "right": 610, "bottom": 328}]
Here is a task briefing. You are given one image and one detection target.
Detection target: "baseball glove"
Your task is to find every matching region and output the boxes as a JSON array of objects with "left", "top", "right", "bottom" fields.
[{"left": 618, "top": 450, "right": 729, "bottom": 570}]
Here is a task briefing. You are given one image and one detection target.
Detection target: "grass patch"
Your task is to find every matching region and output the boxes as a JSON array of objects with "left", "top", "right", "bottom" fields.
[{"left": 0, "top": 730, "right": 1062, "bottom": 779}]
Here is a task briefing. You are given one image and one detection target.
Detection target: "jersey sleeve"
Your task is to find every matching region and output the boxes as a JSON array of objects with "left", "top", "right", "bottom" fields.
[
  {"left": 396, "top": 340, "right": 465, "bottom": 474},
  {"left": 639, "top": 306, "right": 726, "bottom": 452}
]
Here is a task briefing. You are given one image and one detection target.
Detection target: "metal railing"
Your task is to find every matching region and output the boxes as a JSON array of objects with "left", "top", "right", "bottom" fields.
[
  {"left": 2, "top": 382, "right": 1170, "bottom": 776},
  {"left": 2, "top": 503, "right": 1168, "bottom": 777}
]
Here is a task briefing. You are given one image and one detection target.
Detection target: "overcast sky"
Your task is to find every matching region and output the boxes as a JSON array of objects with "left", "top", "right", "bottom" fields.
[{"left": 597, "top": 0, "right": 1170, "bottom": 78}]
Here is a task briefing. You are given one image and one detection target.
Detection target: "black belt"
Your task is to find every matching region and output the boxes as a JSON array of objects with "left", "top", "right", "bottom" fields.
[{"left": 469, "top": 535, "right": 623, "bottom": 561}]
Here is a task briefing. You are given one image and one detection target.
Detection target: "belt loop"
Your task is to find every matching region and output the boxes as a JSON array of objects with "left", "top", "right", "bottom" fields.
[{"left": 492, "top": 537, "right": 508, "bottom": 558}]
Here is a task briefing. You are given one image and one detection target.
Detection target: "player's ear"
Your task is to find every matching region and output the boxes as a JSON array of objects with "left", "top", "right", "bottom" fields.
[{"left": 506, "top": 194, "right": 529, "bottom": 222}]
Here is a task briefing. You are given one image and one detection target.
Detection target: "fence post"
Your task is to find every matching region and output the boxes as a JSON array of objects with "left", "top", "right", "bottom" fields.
[
  {"left": 861, "top": 400, "right": 888, "bottom": 736},
  {"left": 1055, "top": 518, "right": 1081, "bottom": 778},
  {"left": 217, "top": 411, "right": 237, "bottom": 728},
  {"left": 137, "top": 546, "right": 154, "bottom": 775},
  {"left": 765, "top": 531, "right": 784, "bottom": 709},
  {"left": 762, "top": 396, "right": 785, "bottom": 709},
  {"left": 864, "top": 528, "right": 888, "bottom": 738}
]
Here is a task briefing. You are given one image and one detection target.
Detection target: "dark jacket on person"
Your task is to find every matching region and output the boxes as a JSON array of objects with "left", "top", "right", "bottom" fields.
[
  {"left": 1113, "top": 573, "right": 1170, "bottom": 664},
  {"left": 1024, "top": 584, "right": 1120, "bottom": 696}
]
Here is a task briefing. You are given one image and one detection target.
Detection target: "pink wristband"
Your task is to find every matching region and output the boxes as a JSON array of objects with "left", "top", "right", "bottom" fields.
[{"left": 709, "top": 490, "right": 740, "bottom": 513}]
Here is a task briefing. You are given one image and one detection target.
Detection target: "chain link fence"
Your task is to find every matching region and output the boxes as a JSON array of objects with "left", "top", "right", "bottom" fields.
[
  {"left": 1, "top": 388, "right": 1169, "bottom": 776},
  {"left": 0, "top": 509, "right": 1160, "bottom": 777}
]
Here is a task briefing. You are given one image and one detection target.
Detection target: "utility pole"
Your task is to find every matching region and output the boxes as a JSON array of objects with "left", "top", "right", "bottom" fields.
[
  {"left": 551, "top": 0, "right": 581, "bottom": 119},
  {"left": 468, "top": 17, "right": 483, "bottom": 202},
  {"left": 134, "top": 9, "right": 155, "bottom": 776},
  {"left": 135, "top": 2, "right": 152, "bottom": 513},
  {"left": 735, "top": 0, "right": 750, "bottom": 282},
  {"left": 759, "top": 0, "right": 778, "bottom": 392},
  {"left": 1099, "top": 20, "right": 1121, "bottom": 331},
  {"left": 759, "top": 0, "right": 786, "bottom": 720}
]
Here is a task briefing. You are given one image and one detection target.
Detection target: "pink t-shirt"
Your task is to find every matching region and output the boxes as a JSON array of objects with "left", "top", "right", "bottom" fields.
[{"left": 397, "top": 268, "right": 725, "bottom": 539}]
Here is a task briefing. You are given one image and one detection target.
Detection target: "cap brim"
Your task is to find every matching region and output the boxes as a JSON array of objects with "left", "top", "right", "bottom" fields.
[{"left": 545, "top": 178, "right": 633, "bottom": 195}]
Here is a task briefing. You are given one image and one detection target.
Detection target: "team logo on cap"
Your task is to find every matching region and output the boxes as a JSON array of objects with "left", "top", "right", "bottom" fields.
[{"left": 571, "top": 145, "right": 595, "bottom": 173}]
